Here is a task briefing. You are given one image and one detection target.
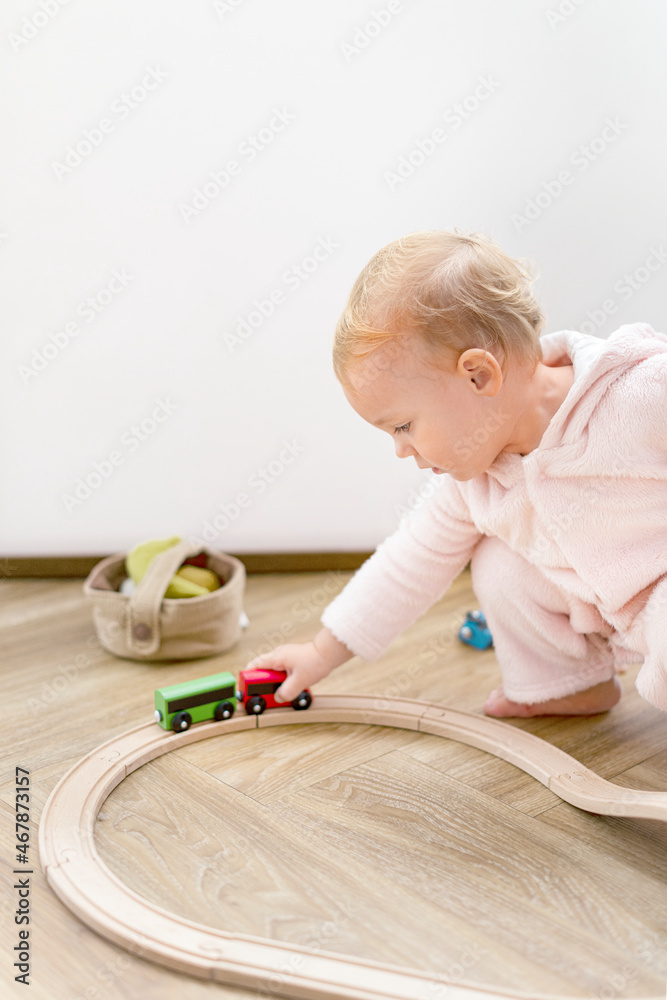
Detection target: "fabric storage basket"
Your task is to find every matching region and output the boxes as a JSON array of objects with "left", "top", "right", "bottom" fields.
[{"left": 83, "top": 539, "right": 246, "bottom": 661}]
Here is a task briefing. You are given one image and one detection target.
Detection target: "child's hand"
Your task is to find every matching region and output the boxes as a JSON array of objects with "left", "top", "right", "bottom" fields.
[{"left": 245, "top": 627, "right": 353, "bottom": 703}]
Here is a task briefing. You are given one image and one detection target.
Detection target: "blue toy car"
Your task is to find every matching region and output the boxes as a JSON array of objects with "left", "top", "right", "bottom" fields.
[{"left": 458, "top": 610, "right": 493, "bottom": 650}]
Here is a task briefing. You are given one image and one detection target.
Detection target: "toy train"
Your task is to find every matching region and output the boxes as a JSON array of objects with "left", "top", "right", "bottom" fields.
[{"left": 154, "top": 667, "right": 312, "bottom": 732}]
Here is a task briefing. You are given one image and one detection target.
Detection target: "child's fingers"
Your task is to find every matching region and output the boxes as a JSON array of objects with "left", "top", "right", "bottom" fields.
[
  {"left": 245, "top": 650, "right": 285, "bottom": 671},
  {"left": 274, "top": 673, "right": 305, "bottom": 704},
  {"left": 273, "top": 685, "right": 288, "bottom": 704}
]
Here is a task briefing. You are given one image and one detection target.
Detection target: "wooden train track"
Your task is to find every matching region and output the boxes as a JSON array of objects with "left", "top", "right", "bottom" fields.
[{"left": 39, "top": 694, "right": 667, "bottom": 1000}]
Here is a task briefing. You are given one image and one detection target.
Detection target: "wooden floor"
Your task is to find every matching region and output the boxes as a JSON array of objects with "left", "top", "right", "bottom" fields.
[{"left": 1, "top": 569, "right": 667, "bottom": 1000}]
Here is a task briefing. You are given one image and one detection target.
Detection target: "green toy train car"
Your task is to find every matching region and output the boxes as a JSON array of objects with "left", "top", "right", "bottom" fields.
[{"left": 154, "top": 671, "right": 237, "bottom": 732}]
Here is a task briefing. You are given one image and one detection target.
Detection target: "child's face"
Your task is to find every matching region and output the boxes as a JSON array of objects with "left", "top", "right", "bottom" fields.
[{"left": 343, "top": 341, "right": 512, "bottom": 481}]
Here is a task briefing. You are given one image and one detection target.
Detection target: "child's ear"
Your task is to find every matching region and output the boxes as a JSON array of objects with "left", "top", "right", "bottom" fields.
[
  {"left": 470, "top": 367, "right": 493, "bottom": 390},
  {"left": 457, "top": 349, "right": 502, "bottom": 396}
]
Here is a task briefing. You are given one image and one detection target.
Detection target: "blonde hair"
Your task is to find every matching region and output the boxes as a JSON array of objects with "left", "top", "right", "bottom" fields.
[{"left": 333, "top": 229, "right": 545, "bottom": 389}]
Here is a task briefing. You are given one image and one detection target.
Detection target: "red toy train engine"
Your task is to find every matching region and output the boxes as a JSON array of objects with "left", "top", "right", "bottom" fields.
[{"left": 237, "top": 667, "right": 312, "bottom": 715}]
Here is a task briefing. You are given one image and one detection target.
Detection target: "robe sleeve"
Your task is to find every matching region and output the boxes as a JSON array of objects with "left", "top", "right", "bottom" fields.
[{"left": 321, "top": 479, "right": 482, "bottom": 660}]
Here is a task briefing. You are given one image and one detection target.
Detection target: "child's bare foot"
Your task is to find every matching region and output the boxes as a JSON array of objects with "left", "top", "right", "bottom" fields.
[{"left": 483, "top": 676, "right": 622, "bottom": 717}]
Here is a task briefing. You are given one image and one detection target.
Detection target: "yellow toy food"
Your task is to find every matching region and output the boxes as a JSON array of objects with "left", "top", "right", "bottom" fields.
[
  {"left": 125, "top": 537, "right": 221, "bottom": 599},
  {"left": 175, "top": 564, "right": 220, "bottom": 592}
]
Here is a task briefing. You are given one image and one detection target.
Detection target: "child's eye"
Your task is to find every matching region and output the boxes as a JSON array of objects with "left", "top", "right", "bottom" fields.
[{"left": 393, "top": 423, "right": 411, "bottom": 435}]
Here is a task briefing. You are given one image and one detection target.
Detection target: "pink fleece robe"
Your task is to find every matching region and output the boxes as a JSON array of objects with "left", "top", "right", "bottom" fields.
[{"left": 321, "top": 323, "right": 667, "bottom": 710}]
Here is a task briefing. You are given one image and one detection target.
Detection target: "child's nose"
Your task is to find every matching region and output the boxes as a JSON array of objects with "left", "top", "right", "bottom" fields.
[{"left": 394, "top": 438, "right": 415, "bottom": 460}]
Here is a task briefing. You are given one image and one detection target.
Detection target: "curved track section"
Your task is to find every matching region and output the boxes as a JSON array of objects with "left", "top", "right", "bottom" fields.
[{"left": 39, "top": 694, "right": 667, "bottom": 1000}]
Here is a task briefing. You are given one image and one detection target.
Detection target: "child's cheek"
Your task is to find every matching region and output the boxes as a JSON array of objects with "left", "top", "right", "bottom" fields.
[{"left": 453, "top": 436, "right": 473, "bottom": 460}]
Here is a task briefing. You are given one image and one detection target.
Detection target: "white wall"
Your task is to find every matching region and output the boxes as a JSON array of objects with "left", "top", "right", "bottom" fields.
[{"left": 3, "top": 0, "right": 667, "bottom": 557}]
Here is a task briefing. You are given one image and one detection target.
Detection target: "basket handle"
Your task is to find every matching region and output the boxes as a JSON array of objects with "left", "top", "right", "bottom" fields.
[{"left": 126, "top": 539, "right": 205, "bottom": 656}]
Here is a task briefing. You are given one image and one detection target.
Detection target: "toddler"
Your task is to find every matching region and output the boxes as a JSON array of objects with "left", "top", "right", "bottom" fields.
[{"left": 246, "top": 230, "right": 667, "bottom": 717}]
